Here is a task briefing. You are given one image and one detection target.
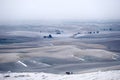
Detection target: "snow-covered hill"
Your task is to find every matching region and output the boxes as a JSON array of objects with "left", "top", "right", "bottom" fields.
[{"left": 0, "top": 70, "right": 120, "bottom": 80}]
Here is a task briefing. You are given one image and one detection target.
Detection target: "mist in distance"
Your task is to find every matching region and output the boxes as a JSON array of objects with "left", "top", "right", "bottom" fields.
[{"left": 0, "top": 0, "right": 120, "bottom": 24}]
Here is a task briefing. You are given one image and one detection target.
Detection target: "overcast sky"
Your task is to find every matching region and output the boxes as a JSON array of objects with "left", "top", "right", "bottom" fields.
[{"left": 0, "top": 0, "right": 120, "bottom": 23}]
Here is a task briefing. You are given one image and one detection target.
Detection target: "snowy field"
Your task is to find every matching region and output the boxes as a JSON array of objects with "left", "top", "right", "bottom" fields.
[
  {"left": 0, "top": 70, "right": 120, "bottom": 80},
  {"left": 0, "top": 22, "right": 120, "bottom": 80}
]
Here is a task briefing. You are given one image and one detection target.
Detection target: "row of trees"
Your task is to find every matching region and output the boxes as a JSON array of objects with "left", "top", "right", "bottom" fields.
[
  {"left": 103, "top": 28, "right": 112, "bottom": 31},
  {"left": 88, "top": 31, "right": 99, "bottom": 34}
]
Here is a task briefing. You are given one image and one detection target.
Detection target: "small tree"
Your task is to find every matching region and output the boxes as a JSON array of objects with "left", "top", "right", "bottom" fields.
[
  {"left": 96, "top": 31, "right": 99, "bottom": 33},
  {"left": 109, "top": 28, "right": 112, "bottom": 31},
  {"left": 48, "top": 34, "right": 52, "bottom": 38}
]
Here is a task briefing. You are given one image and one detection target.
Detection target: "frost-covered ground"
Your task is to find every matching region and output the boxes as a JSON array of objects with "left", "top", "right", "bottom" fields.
[
  {"left": 0, "top": 22, "right": 120, "bottom": 79},
  {"left": 0, "top": 70, "right": 120, "bottom": 80}
]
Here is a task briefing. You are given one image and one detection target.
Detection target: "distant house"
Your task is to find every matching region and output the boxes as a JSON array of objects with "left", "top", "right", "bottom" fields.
[
  {"left": 55, "top": 30, "right": 61, "bottom": 34},
  {"left": 43, "top": 34, "right": 53, "bottom": 38}
]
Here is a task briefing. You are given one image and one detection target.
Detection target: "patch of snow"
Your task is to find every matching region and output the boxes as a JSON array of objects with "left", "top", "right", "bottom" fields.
[
  {"left": 17, "top": 61, "right": 28, "bottom": 67},
  {"left": 0, "top": 70, "right": 120, "bottom": 80},
  {"left": 29, "top": 60, "right": 51, "bottom": 67},
  {"left": 112, "top": 56, "right": 117, "bottom": 60},
  {"left": 112, "top": 54, "right": 119, "bottom": 60},
  {"left": 71, "top": 55, "right": 85, "bottom": 61},
  {"left": 7, "top": 31, "right": 41, "bottom": 37},
  {"left": 74, "top": 56, "right": 85, "bottom": 61}
]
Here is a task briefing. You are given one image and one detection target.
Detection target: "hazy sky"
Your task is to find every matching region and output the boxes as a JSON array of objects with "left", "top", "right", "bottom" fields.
[{"left": 0, "top": 0, "right": 120, "bottom": 22}]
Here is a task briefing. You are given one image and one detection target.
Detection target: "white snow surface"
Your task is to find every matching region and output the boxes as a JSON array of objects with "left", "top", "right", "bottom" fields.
[
  {"left": 17, "top": 61, "right": 28, "bottom": 67},
  {"left": 0, "top": 70, "right": 120, "bottom": 80}
]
